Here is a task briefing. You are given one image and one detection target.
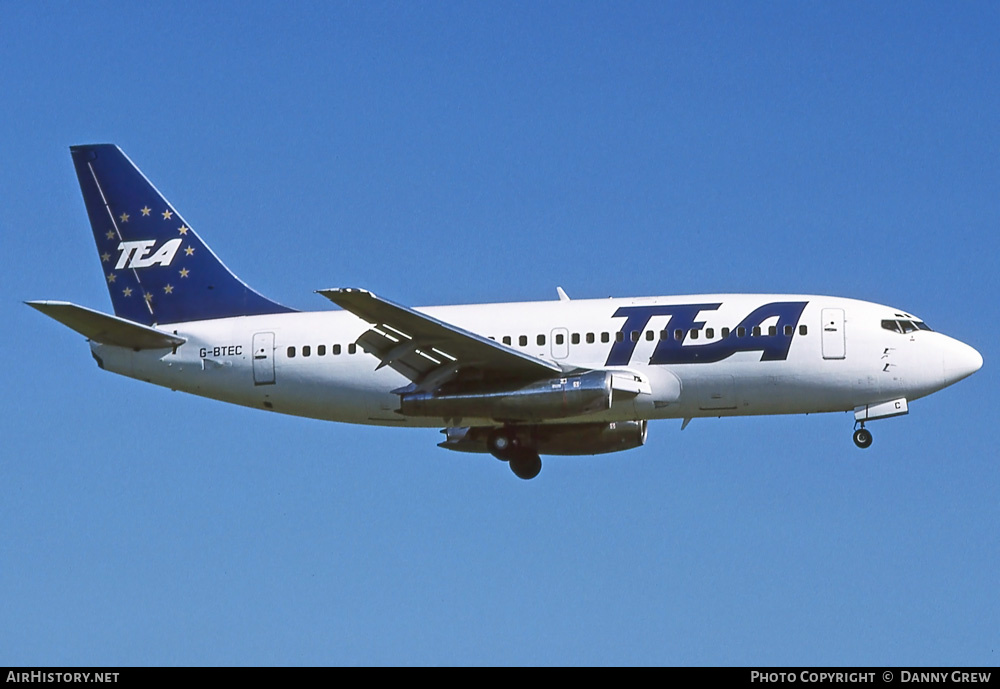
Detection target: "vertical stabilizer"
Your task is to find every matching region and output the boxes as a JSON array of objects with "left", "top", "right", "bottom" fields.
[{"left": 70, "top": 144, "right": 295, "bottom": 325}]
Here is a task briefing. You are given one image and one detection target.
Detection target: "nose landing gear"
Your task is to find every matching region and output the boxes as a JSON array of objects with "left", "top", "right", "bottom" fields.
[
  {"left": 852, "top": 398, "right": 909, "bottom": 449},
  {"left": 852, "top": 423, "right": 873, "bottom": 449}
]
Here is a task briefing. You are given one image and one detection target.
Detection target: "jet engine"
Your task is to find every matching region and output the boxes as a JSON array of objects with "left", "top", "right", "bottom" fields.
[
  {"left": 400, "top": 371, "right": 612, "bottom": 422},
  {"left": 439, "top": 420, "right": 648, "bottom": 456}
]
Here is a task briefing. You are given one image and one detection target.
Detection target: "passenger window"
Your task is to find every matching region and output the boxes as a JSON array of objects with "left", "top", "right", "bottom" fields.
[
  {"left": 302, "top": 345, "right": 311, "bottom": 357},
  {"left": 572, "top": 333, "right": 580, "bottom": 345},
  {"left": 586, "top": 333, "right": 595, "bottom": 344},
  {"left": 737, "top": 327, "right": 746, "bottom": 338},
  {"left": 722, "top": 327, "right": 730, "bottom": 338},
  {"left": 555, "top": 333, "right": 564, "bottom": 345},
  {"left": 503, "top": 336, "right": 512, "bottom": 345},
  {"left": 799, "top": 325, "right": 807, "bottom": 336},
  {"left": 752, "top": 326, "right": 761, "bottom": 337},
  {"left": 674, "top": 329, "right": 683, "bottom": 341},
  {"left": 646, "top": 330, "right": 655, "bottom": 341},
  {"left": 616, "top": 332, "right": 624, "bottom": 343},
  {"left": 519, "top": 335, "right": 527, "bottom": 347},
  {"left": 602, "top": 332, "right": 610, "bottom": 343},
  {"left": 784, "top": 325, "right": 793, "bottom": 336},
  {"left": 630, "top": 330, "right": 639, "bottom": 342},
  {"left": 318, "top": 344, "right": 326, "bottom": 356},
  {"left": 706, "top": 328, "right": 714, "bottom": 339},
  {"left": 768, "top": 326, "right": 776, "bottom": 337},
  {"left": 537, "top": 334, "right": 546, "bottom": 346},
  {"left": 660, "top": 329, "right": 668, "bottom": 341},
  {"left": 287, "top": 346, "right": 296, "bottom": 358},
  {"left": 333, "top": 344, "right": 341, "bottom": 355},
  {"left": 348, "top": 343, "right": 357, "bottom": 354}
]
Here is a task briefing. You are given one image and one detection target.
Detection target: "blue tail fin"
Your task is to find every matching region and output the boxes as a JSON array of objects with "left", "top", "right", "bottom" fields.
[{"left": 71, "top": 144, "right": 295, "bottom": 325}]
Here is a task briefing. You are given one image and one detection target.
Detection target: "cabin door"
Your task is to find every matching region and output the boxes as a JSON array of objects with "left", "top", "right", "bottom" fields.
[
  {"left": 252, "top": 332, "right": 276, "bottom": 385},
  {"left": 821, "top": 308, "right": 846, "bottom": 360}
]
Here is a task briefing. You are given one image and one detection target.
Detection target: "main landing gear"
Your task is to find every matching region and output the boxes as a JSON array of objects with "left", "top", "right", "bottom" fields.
[
  {"left": 852, "top": 423, "right": 873, "bottom": 449},
  {"left": 488, "top": 428, "right": 542, "bottom": 480}
]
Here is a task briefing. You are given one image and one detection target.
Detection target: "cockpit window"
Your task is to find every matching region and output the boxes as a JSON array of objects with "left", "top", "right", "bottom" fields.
[{"left": 882, "top": 318, "right": 932, "bottom": 334}]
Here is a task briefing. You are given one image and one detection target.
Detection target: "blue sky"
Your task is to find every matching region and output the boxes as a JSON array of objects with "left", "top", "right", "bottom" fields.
[{"left": 2, "top": 1, "right": 997, "bottom": 665}]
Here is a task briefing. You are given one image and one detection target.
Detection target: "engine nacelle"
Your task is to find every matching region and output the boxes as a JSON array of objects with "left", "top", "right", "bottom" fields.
[
  {"left": 440, "top": 420, "right": 648, "bottom": 456},
  {"left": 400, "top": 371, "right": 612, "bottom": 422}
]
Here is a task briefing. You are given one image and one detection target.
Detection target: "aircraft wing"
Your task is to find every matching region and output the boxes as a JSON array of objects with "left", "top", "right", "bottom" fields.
[{"left": 318, "top": 288, "right": 563, "bottom": 389}]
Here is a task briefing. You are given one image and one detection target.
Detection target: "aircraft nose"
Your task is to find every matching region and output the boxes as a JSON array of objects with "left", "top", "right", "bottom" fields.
[{"left": 943, "top": 339, "right": 983, "bottom": 385}]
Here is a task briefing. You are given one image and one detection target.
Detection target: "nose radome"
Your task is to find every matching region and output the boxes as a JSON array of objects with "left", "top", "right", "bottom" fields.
[{"left": 943, "top": 340, "right": 983, "bottom": 384}]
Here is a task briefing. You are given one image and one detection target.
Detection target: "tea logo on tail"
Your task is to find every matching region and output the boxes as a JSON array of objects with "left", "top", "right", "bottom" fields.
[{"left": 115, "top": 238, "right": 183, "bottom": 270}]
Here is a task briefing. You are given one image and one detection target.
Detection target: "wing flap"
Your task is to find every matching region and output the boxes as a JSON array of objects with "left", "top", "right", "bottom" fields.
[
  {"left": 355, "top": 328, "right": 442, "bottom": 381},
  {"left": 26, "top": 300, "right": 186, "bottom": 350}
]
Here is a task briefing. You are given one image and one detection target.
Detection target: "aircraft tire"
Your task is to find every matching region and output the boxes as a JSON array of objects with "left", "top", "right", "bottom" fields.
[
  {"left": 487, "top": 429, "right": 516, "bottom": 462},
  {"left": 853, "top": 428, "right": 873, "bottom": 449},
  {"left": 508, "top": 449, "right": 542, "bottom": 480}
]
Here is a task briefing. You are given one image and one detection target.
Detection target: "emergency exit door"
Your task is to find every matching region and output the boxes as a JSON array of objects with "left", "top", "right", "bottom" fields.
[{"left": 551, "top": 327, "right": 569, "bottom": 359}]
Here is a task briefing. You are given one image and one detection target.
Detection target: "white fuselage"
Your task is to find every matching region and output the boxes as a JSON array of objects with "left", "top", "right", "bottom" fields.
[{"left": 90, "top": 294, "right": 981, "bottom": 428}]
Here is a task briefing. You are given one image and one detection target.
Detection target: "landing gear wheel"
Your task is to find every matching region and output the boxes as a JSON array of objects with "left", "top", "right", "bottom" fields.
[
  {"left": 853, "top": 427, "right": 873, "bottom": 449},
  {"left": 508, "top": 449, "right": 542, "bottom": 480},
  {"left": 487, "top": 429, "right": 516, "bottom": 462}
]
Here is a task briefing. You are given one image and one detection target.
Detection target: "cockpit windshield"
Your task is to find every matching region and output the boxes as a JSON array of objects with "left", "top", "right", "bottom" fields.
[{"left": 882, "top": 319, "right": 932, "bottom": 334}]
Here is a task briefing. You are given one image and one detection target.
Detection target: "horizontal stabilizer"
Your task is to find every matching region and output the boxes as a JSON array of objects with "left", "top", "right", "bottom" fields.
[{"left": 26, "top": 301, "right": 186, "bottom": 350}]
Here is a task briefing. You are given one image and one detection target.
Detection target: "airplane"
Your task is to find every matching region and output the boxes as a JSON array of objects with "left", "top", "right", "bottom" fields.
[{"left": 28, "top": 144, "right": 983, "bottom": 479}]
